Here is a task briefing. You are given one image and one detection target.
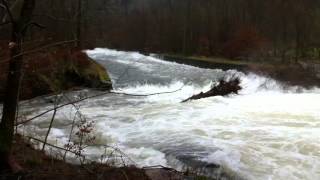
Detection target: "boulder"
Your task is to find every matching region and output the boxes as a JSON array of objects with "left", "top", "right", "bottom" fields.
[{"left": 0, "top": 49, "right": 112, "bottom": 101}]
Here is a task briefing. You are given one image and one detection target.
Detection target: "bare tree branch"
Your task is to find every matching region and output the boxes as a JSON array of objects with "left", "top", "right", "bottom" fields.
[
  {"left": 0, "top": 20, "right": 10, "bottom": 26},
  {"left": 16, "top": 91, "right": 110, "bottom": 126},
  {"left": 22, "top": 22, "right": 46, "bottom": 33},
  {"left": 0, "top": 3, "right": 6, "bottom": 17},
  {"left": 110, "top": 86, "right": 184, "bottom": 97},
  {"left": 33, "top": 14, "right": 74, "bottom": 22},
  {"left": 41, "top": 95, "right": 61, "bottom": 152},
  {"left": 0, "top": 40, "right": 77, "bottom": 64},
  {"left": 25, "top": 136, "right": 86, "bottom": 158},
  {"left": 0, "top": 3, "right": 5, "bottom": 9},
  {"left": 16, "top": 84, "right": 185, "bottom": 125},
  {"left": 0, "top": 0, "right": 14, "bottom": 23}
]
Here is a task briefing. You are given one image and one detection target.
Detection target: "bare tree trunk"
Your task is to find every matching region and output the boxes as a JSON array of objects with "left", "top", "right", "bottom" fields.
[
  {"left": 295, "top": 16, "right": 300, "bottom": 63},
  {"left": 0, "top": 24, "right": 23, "bottom": 171},
  {"left": 0, "top": 0, "right": 35, "bottom": 171},
  {"left": 182, "top": 0, "right": 191, "bottom": 55},
  {"left": 76, "top": 0, "right": 82, "bottom": 48}
]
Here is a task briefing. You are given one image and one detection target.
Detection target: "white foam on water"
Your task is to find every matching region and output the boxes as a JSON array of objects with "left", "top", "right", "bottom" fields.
[
  {"left": 19, "top": 48, "right": 320, "bottom": 180},
  {"left": 112, "top": 81, "right": 215, "bottom": 103}
]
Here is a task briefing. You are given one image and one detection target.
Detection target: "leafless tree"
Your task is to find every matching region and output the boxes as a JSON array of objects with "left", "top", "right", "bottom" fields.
[{"left": 0, "top": 0, "right": 36, "bottom": 172}]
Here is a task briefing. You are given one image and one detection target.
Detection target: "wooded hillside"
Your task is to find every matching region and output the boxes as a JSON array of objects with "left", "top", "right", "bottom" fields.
[{"left": 1, "top": 0, "right": 320, "bottom": 61}]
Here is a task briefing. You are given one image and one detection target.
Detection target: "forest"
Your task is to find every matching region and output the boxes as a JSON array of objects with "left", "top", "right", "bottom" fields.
[
  {"left": 2, "top": 0, "right": 320, "bottom": 62},
  {"left": 1, "top": 1, "right": 320, "bottom": 180}
]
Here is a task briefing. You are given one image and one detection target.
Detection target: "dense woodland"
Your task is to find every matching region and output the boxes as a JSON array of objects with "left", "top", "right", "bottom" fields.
[
  {"left": 2, "top": 0, "right": 320, "bottom": 62},
  {"left": 1, "top": 1, "right": 320, "bottom": 179}
]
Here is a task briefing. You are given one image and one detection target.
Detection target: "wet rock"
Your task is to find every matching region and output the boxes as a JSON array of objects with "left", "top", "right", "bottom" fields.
[{"left": 0, "top": 49, "right": 112, "bottom": 101}]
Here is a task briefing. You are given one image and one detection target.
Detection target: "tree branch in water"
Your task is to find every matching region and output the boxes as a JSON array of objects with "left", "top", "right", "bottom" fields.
[{"left": 182, "top": 78, "right": 241, "bottom": 102}]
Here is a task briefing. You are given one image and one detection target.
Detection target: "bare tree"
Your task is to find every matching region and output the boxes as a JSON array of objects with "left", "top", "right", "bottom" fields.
[
  {"left": 0, "top": 0, "right": 35, "bottom": 172},
  {"left": 75, "top": 0, "right": 82, "bottom": 48}
]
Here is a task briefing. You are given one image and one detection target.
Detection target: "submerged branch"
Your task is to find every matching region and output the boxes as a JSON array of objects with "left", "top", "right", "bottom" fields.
[{"left": 182, "top": 78, "right": 242, "bottom": 102}]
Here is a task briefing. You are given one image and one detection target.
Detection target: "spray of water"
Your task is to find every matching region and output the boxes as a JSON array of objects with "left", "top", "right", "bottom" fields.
[{"left": 19, "top": 48, "right": 320, "bottom": 180}]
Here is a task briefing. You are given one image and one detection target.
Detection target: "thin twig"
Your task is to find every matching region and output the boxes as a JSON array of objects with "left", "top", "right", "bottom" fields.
[
  {"left": 0, "top": 3, "right": 5, "bottom": 10},
  {"left": 120, "top": 169, "right": 129, "bottom": 180},
  {"left": 16, "top": 85, "right": 185, "bottom": 125},
  {"left": 33, "top": 14, "right": 74, "bottom": 22},
  {"left": 0, "top": 20, "right": 11, "bottom": 26},
  {"left": 0, "top": 0, "right": 14, "bottom": 23},
  {"left": 42, "top": 108, "right": 57, "bottom": 151},
  {"left": 22, "top": 22, "right": 46, "bottom": 33},
  {"left": 1, "top": 40, "right": 77, "bottom": 64},
  {"left": 16, "top": 91, "right": 109, "bottom": 125},
  {"left": 25, "top": 136, "right": 86, "bottom": 159},
  {"left": 63, "top": 114, "right": 77, "bottom": 161},
  {"left": 110, "top": 85, "right": 184, "bottom": 96}
]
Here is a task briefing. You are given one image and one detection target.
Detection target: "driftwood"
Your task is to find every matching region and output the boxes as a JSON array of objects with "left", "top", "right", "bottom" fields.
[{"left": 182, "top": 78, "right": 241, "bottom": 102}]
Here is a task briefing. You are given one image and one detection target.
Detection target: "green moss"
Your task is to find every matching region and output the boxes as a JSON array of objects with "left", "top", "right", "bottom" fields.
[
  {"left": 36, "top": 56, "right": 112, "bottom": 93},
  {"left": 38, "top": 74, "right": 63, "bottom": 92},
  {"left": 83, "top": 60, "right": 110, "bottom": 83}
]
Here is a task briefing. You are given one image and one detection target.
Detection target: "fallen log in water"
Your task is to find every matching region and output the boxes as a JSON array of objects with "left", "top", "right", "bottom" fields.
[{"left": 182, "top": 78, "right": 241, "bottom": 102}]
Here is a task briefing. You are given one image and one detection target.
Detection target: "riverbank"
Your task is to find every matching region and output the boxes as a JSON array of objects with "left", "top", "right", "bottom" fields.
[
  {"left": 1, "top": 135, "right": 149, "bottom": 180},
  {"left": 159, "top": 54, "right": 320, "bottom": 88},
  {"left": 8, "top": 48, "right": 318, "bottom": 180},
  {"left": 0, "top": 45, "right": 112, "bottom": 101},
  {"left": 1, "top": 135, "right": 218, "bottom": 180}
]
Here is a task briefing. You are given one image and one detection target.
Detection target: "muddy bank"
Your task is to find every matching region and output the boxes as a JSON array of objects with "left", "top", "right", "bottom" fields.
[
  {"left": 0, "top": 135, "right": 230, "bottom": 180},
  {"left": 160, "top": 54, "right": 320, "bottom": 88},
  {"left": 160, "top": 54, "right": 249, "bottom": 71},
  {"left": 1, "top": 135, "right": 149, "bottom": 180},
  {"left": 248, "top": 62, "right": 320, "bottom": 88}
]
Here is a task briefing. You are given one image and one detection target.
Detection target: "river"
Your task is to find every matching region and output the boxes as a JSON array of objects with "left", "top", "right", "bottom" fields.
[{"left": 19, "top": 48, "right": 320, "bottom": 180}]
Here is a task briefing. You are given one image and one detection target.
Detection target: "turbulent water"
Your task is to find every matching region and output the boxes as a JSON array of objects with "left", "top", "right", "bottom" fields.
[{"left": 19, "top": 48, "right": 320, "bottom": 180}]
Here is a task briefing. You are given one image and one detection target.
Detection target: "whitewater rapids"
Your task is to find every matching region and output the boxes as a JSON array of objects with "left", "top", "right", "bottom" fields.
[{"left": 19, "top": 48, "right": 320, "bottom": 180}]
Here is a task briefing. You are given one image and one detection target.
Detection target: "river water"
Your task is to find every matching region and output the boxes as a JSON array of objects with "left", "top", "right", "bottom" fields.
[{"left": 19, "top": 48, "right": 320, "bottom": 180}]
